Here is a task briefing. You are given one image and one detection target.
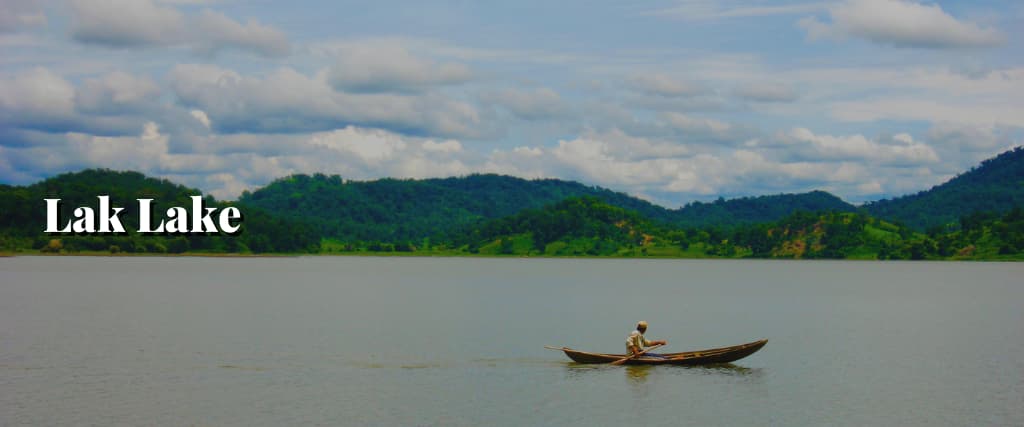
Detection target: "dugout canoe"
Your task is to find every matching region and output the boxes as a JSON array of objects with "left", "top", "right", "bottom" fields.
[{"left": 551, "top": 339, "right": 767, "bottom": 365}]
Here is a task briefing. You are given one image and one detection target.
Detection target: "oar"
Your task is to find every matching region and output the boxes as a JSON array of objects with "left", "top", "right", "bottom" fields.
[{"left": 610, "top": 343, "right": 664, "bottom": 366}]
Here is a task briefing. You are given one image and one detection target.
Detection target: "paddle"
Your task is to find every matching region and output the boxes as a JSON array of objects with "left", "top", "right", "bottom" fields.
[{"left": 609, "top": 343, "right": 664, "bottom": 366}]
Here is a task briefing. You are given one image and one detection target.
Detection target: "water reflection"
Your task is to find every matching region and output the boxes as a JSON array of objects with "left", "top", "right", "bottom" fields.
[
  {"left": 562, "top": 362, "right": 763, "bottom": 381},
  {"left": 697, "top": 363, "right": 761, "bottom": 376},
  {"left": 624, "top": 365, "right": 652, "bottom": 384},
  {"left": 563, "top": 363, "right": 608, "bottom": 380}
]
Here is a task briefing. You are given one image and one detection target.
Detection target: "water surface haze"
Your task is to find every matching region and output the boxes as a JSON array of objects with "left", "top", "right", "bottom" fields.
[{"left": 1, "top": 256, "right": 1021, "bottom": 426}]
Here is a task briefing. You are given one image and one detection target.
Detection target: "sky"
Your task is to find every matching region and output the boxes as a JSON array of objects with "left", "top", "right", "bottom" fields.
[{"left": 1, "top": 0, "right": 1022, "bottom": 206}]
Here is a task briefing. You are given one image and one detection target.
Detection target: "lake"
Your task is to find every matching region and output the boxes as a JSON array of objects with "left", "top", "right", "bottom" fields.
[{"left": 1, "top": 256, "right": 1021, "bottom": 426}]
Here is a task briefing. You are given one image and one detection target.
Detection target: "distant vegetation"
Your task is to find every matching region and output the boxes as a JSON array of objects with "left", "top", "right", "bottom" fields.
[
  {"left": 237, "top": 173, "right": 666, "bottom": 242},
  {"left": 674, "top": 190, "right": 854, "bottom": 228},
  {"left": 1, "top": 146, "right": 1022, "bottom": 260},
  {"left": 864, "top": 146, "right": 1024, "bottom": 231},
  {"left": 434, "top": 198, "right": 1024, "bottom": 261},
  {"left": 239, "top": 173, "right": 857, "bottom": 242}
]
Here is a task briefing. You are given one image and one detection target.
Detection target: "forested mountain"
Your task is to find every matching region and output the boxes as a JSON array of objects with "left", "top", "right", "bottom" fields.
[
  {"left": 0, "top": 170, "right": 319, "bottom": 253},
  {"left": 238, "top": 173, "right": 854, "bottom": 241},
  {"left": 453, "top": 198, "right": 1024, "bottom": 260},
  {"left": 2, "top": 146, "right": 1021, "bottom": 259},
  {"left": 864, "top": 146, "right": 1024, "bottom": 230},
  {"left": 451, "top": 196, "right": 659, "bottom": 256},
  {"left": 675, "top": 190, "right": 854, "bottom": 228},
  {"left": 238, "top": 173, "right": 667, "bottom": 242}
]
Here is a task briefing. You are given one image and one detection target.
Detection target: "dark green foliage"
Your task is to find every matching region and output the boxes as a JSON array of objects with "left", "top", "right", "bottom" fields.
[
  {"left": 865, "top": 146, "right": 1024, "bottom": 230},
  {"left": 458, "top": 197, "right": 651, "bottom": 253},
  {"left": 675, "top": 191, "right": 855, "bottom": 228},
  {"left": 726, "top": 211, "right": 874, "bottom": 259},
  {"left": 238, "top": 173, "right": 675, "bottom": 242},
  {"left": 239, "top": 173, "right": 855, "bottom": 243}
]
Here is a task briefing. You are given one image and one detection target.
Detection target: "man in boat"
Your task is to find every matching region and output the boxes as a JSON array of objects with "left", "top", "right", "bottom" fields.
[{"left": 626, "top": 321, "right": 667, "bottom": 358}]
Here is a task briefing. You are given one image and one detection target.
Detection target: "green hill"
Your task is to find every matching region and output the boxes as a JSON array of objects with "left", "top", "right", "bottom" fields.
[
  {"left": 238, "top": 173, "right": 854, "bottom": 242},
  {"left": 723, "top": 211, "right": 927, "bottom": 259},
  {"left": 454, "top": 200, "right": 923, "bottom": 259},
  {"left": 722, "top": 208, "right": 1024, "bottom": 260},
  {"left": 675, "top": 190, "right": 854, "bottom": 228},
  {"left": 453, "top": 196, "right": 661, "bottom": 256},
  {"left": 452, "top": 199, "right": 1024, "bottom": 260},
  {"left": 864, "top": 146, "right": 1024, "bottom": 230},
  {"left": 2, "top": 162, "right": 1022, "bottom": 259},
  {"left": 0, "top": 169, "right": 319, "bottom": 254},
  {"left": 238, "top": 173, "right": 669, "bottom": 243}
]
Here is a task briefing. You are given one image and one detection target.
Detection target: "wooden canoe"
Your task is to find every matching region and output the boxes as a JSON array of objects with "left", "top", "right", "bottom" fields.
[{"left": 553, "top": 339, "right": 767, "bottom": 365}]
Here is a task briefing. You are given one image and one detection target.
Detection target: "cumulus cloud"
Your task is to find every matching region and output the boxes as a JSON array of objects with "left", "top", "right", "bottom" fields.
[
  {"left": 1, "top": 122, "right": 172, "bottom": 183},
  {"left": 782, "top": 66, "right": 1024, "bottom": 127},
  {"left": 327, "top": 43, "right": 472, "bottom": 93},
  {"left": 190, "top": 109, "right": 211, "bottom": 129},
  {"left": 309, "top": 127, "right": 472, "bottom": 177},
  {"left": 481, "top": 87, "right": 569, "bottom": 120},
  {"left": 70, "top": 0, "right": 289, "bottom": 57},
  {"left": 799, "top": 0, "right": 1004, "bottom": 49},
  {"left": 778, "top": 127, "right": 939, "bottom": 166},
  {"left": 926, "top": 123, "right": 1020, "bottom": 152},
  {"left": 168, "top": 64, "right": 482, "bottom": 138},
  {"left": 0, "top": 68, "right": 165, "bottom": 137},
  {"left": 71, "top": 0, "right": 185, "bottom": 47},
  {"left": 0, "top": 67, "right": 76, "bottom": 125},
  {"left": 75, "top": 71, "right": 162, "bottom": 114},
  {"left": 657, "top": 112, "right": 757, "bottom": 145},
  {"left": 484, "top": 135, "right": 873, "bottom": 202},
  {"left": 480, "top": 125, "right": 910, "bottom": 204},
  {"left": 193, "top": 10, "right": 289, "bottom": 57},
  {"left": 2, "top": 124, "right": 478, "bottom": 199}
]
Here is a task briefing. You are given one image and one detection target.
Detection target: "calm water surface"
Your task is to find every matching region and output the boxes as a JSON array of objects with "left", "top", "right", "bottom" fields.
[{"left": 1, "top": 256, "right": 1022, "bottom": 426}]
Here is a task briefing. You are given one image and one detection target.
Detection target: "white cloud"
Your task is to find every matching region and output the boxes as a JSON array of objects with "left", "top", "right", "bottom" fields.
[
  {"left": 70, "top": 0, "right": 290, "bottom": 57},
  {"left": 660, "top": 112, "right": 744, "bottom": 144},
  {"left": 0, "top": 67, "right": 75, "bottom": 120},
  {"left": 75, "top": 71, "right": 162, "bottom": 113},
  {"left": 481, "top": 87, "right": 568, "bottom": 120},
  {"left": 310, "top": 126, "right": 408, "bottom": 164},
  {"left": 799, "top": 0, "right": 1004, "bottom": 49},
  {"left": 0, "top": 68, "right": 168, "bottom": 138},
  {"left": 926, "top": 123, "right": 1020, "bottom": 153},
  {"left": 488, "top": 133, "right": 883, "bottom": 201},
  {"left": 190, "top": 109, "right": 211, "bottom": 128},
  {"left": 168, "top": 64, "right": 482, "bottom": 138},
  {"left": 422, "top": 139, "right": 462, "bottom": 153},
  {"left": 193, "top": 10, "right": 289, "bottom": 57},
  {"left": 780, "top": 127, "right": 939, "bottom": 165},
  {"left": 766, "top": 65, "right": 1024, "bottom": 129},
  {"left": 327, "top": 42, "right": 472, "bottom": 93},
  {"left": 71, "top": 0, "right": 185, "bottom": 47}
]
